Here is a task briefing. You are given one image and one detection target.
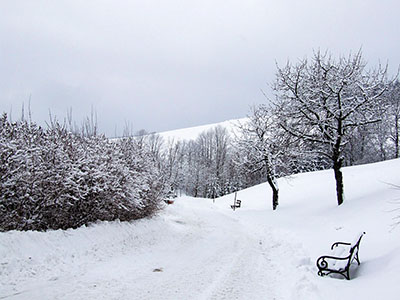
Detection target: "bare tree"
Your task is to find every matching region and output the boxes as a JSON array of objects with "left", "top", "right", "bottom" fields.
[
  {"left": 387, "top": 80, "right": 400, "bottom": 158},
  {"left": 235, "top": 106, "right": 296, "bottom": 210},
  {"left": 163, "top": 139, "right": 186, "bottom": 196},
  {"left": 179, "top": 126, "right": 232, "bottom": 198},
  {"left": 196, "top": 126, "right": 230, "bottom": 198},
  {"left": 273, "top": 50, "right": 388, "bottom": 206}
]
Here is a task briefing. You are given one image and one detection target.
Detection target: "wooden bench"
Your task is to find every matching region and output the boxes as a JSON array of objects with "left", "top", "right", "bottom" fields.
[{"left": 316, "top": 232, "right": 366, "bottom": 280}]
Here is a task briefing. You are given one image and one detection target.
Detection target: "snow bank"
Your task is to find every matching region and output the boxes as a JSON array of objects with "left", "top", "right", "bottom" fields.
[
  {"left": 0, "top": 217, "right": 174, "bottom": 297},
  {"left": 216, "top": 158, "right": 400, "bottom": 299}
]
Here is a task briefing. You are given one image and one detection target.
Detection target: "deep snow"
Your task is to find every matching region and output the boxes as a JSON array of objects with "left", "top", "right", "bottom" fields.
[{"left": 1, "top": 158, "right": 400, "bottom": 299}]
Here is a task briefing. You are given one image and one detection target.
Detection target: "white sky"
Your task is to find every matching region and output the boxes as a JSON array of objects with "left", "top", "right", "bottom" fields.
[{"left": 1, "top": 0, "right": 399, "bottom": 136}]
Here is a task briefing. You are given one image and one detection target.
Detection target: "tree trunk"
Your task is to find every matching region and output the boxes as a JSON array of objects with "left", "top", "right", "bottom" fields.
[
  {"left": 333, "top": 113, "right": 344, "bottom": 206},
  {"left": 333, "top": 158, "right": 344, "bottom": 206},
  {"left": 266, "top": 174, "right": 279, "bottom": 210}
]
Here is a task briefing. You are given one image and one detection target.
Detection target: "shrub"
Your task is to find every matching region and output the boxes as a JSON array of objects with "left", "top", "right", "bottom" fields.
[{"left": 0, "top": 114, "right": 165, "bottom": 231}]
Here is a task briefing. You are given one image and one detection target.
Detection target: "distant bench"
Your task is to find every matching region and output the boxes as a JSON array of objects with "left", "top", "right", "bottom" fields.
[
  {"left": 230, "top": 199, "right": 241, "bottom": 210},
  {"left": 316, "top": 232, "right": 366, "bottom": 280},
  {"left": 230, "top": 192, "right": 241, "bottom": 211}
]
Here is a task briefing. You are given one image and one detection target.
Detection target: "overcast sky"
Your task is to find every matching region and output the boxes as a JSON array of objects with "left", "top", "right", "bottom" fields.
[{"left": 1, "top": 0, "right": 399, "bottom": 136}]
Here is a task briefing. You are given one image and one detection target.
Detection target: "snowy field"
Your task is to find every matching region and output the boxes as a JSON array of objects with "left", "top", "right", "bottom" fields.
[
  {"left": 156, "top": 118, "right": 246, "bottom": 141},
  {"left": 1, "top": 158, "right": 400, "bottom": 299}
]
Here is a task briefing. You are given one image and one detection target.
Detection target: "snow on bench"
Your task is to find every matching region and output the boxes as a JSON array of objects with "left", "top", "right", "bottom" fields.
[{"left": 316, "top": 232, "right": 366, "bottom": 280}]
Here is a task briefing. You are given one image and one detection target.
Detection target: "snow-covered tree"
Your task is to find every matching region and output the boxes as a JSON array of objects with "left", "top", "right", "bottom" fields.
[
  {"left": 235, "top": 106, "right": 299, "bottom": 210},
  {"left": 196, "top": 126, "right": 231, "bottom": 198},
  {"left": 162, "top": 139, "right": 186, "bottom": 197},
  {"left": 182, "top": 140, "right": 203, "bottom": 197},
  {"left": 177, "top": 126, "right": 235, "bottom": 199},
  {"left": 0, "top": 114, "right": 165, "bottom": 231},
  {"left": 273, "top": 50, "right": 389, "bottom": 206},
  {"left": 386, "top": 80, "right": 400, "bottom": 158}
]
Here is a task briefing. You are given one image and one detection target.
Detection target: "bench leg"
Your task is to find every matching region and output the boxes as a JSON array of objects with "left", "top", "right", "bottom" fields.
[
  {"left": 355, "top": 252, "right": 360, "bottom": 265},
  {"left": 345, "top": 269, "right": 350, "bottom": 280}
]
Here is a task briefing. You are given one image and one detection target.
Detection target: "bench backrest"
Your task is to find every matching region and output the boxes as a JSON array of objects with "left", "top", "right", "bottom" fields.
[{"left": 348, "top": 232, "right": 365, "bottom": 263}]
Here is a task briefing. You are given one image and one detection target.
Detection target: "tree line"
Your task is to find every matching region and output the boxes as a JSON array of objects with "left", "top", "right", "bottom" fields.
[
  {"left": 156, "top": 51, "right": 399, "bottom": 210},
  {"left": 1, "top": 50, "right": 399, "bottom": 231}
]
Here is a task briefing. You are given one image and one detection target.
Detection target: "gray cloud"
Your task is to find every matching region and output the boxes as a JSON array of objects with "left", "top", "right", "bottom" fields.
[{"left": 1, "top": 0, "right": 399, "bottom": 136}]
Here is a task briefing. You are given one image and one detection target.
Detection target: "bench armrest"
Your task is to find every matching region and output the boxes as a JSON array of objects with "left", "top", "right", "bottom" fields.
[
  {"left": 331, "top": 242, "right": 351, "bottom": 250},
  {"left": 317, "top": 254, "right": 350, "bottom": 270}
]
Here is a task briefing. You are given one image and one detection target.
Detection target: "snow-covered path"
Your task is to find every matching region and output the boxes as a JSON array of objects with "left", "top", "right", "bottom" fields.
[
  {"left": 3, "top": 159, "right": 400, "bottom": 299},
  {"left": 1, "top": 198, "right": 291, "bottom": 300}
]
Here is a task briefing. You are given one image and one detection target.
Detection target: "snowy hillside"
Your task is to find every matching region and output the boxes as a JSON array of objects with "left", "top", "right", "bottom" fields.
[
  {"left": 156, "top": 118, "right": 247, "bottom": 141},
  {"left": 1, "top": 158, "right": 400, "bottom": 299}
]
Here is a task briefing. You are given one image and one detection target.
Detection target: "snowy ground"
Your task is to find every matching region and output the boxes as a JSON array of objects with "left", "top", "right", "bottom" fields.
[{"left": 1, "top": 158, "right": 400, "bottom": 299}]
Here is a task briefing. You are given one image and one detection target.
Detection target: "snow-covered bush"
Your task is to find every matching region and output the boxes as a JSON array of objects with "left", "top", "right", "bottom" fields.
[{"left": 0, "top": 114, "right": 165, "bottom": 231}]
